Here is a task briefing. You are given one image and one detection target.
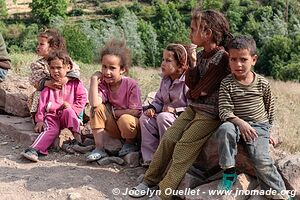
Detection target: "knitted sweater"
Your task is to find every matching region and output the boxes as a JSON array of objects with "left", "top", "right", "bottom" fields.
[{"left": 185, "top": 47, "right": 230, "bottom": 117}]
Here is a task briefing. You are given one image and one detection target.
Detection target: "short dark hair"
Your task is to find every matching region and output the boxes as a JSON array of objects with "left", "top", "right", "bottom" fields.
[
  {"left": 47, "top": 50, "right": 72, "bottom": 67},
  {"left": 38, "top": 29, "right": 66, "bottom": 51},
  {"left": 228, "top": 35, "right": 257, "bottom": 55}
]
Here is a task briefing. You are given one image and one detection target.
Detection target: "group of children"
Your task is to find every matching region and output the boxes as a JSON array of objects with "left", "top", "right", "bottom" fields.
[{"left": 8, "top": 7, "right": 291, "bottom": 200}]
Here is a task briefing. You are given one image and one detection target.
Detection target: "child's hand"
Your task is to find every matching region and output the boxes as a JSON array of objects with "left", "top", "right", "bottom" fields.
[
  {"left": 188, "top": 43, "right": 197, "bottom": 68},
  {"left": 63, "top": 102, "right": 71, "bottom": 109},
  {"left": 34, "top": 122, "right": 44, "bottom": 133},
  {"left": 45, "top": 80, "right": 62, "bottom": 89},
  {"left": 91, "top": 71, "right": 102, "bottom": 80},
  {"left": 163, "top": 106, "right": 175, "bottom": 114},
  {"left": 58, "top": 77, "right": 68, "bottom": 86},
  {"left": 145, "top": 108, "right": 155, "bottom": 118},
  {"left": 235, "top": 119, "right": 258, "bottom": 142}
]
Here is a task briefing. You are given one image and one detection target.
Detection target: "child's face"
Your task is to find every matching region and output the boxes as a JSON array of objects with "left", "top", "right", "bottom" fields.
[
  {"left": 161, "top": 50, "right": 180, "bottom": 80},
  {"left": 229, "top": 48, "right": 257, "bottom": 80},
  {"left": 36, "top": 37, "right": 51, "bottom": 58},
  {"left": 49, "top": 58, "right": 70, "bottom": 81},
  {"left": 101, "top": 54, "right": 125, "bottom": 86},
  {"left": 189, "top": 19, "right": 206, "bottom": 47}
]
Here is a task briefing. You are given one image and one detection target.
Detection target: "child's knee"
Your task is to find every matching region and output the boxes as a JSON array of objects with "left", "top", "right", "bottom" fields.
[{"left": 216, "top": 122, "right": 237, "bottom": 138}]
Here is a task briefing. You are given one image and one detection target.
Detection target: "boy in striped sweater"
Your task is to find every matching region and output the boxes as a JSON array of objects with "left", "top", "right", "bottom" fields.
[{"left": 216, "top": 35, "right": 292, "bottom": 199}]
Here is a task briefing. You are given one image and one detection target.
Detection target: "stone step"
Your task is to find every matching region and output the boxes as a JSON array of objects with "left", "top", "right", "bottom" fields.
[{"left": 0, "top": 114, "right": 37, "bottom": 146}]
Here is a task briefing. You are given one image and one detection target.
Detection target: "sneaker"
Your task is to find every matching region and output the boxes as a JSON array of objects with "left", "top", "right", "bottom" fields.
[
  {"left": 217, "top": 173, "right": 237, "bottom": 191},
  {"left": 118, "top": 143, "right": 138, "bottom": 157},
  {"left": 21, "top": 148, "right": 39, "bottom": 162}
]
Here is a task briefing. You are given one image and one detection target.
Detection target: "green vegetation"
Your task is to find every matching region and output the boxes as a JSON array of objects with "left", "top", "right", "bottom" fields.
[{"left": 1, "top": 0, "right": 300, "bottom": 82}]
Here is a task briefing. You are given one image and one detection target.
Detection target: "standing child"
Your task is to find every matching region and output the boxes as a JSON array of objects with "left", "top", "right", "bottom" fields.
[
  {"left": 21, "top": 50, "right": 87, "bottom": 162},
  {"left": 216, "top": 35, "right": 292, "bottom": 199},
  {"left": 0, "top": 33, "right": 11, "bottom": 82},
  {"left": 130, "top": 9, "right": 232, "bottom": 199},
  {"left": 140, "top": 43, "right": 189, "bottom": 166},
  {"left": 87, "top": 39, "right": 142, "bottom": 162},
  {"left": 28, "top": 29, "right": 80, "bottom": 120}
]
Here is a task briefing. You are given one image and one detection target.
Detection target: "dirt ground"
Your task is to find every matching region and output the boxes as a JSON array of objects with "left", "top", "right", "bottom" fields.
[{"left": 0, "top": 132, "right": 147, "bottom": 200}]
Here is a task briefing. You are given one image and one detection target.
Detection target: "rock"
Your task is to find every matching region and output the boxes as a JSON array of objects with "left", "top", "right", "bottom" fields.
[
  {"left": 67, "top": 192, "right": 82, "bottom": 200},
  {"left": 123, "top": 152, "right": 140, "bottom": 168},
  {"left": 136, "top": 174, "right": 144, "bottom": 184},
  {"left": 194, "top": 133, "right": 256, "bottom": 177},
  {"left": 178, "top": 166, "right": 223, "bottom": 198},
  {"left": 83, "top": 175, "right": 93, "bottom": 182},
  {"left": 185, "top": 173, "right": 258, "bottom": 200},
  {"left": 53, "top": 128, "right": 75, "bottom": 150},
  {"left": 96, "top": 156, "right": 125, "bottom": 166},
  {"left": 0, "top": 115, "right": 37, "bottom": 146},
  {"left": 277, "top": 152, "right": 300, "bottom": 197},
  {"left": 102, "top": 131, "right": 122, "bottom": 155},
  {"left": 0, "top": 72, "right": 35, "bottom": 117}
]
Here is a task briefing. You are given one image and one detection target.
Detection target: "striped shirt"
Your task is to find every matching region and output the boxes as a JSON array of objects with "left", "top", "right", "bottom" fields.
[{"left": 219, "top": 72, "right": 274, "bottom": 124}]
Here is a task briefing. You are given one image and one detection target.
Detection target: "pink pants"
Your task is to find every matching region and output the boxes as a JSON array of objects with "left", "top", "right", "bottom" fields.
[
  {"left": 31, "top": 108, "right": 80, "bottom": 154},
  {"left": 140, "top": 112, "right": 177, "bottom": 162}
]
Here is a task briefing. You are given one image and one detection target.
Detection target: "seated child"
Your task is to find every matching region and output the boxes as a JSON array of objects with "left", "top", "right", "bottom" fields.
[
  {"left": 28, "top": 29, "right": 80, "bottom": 122},
  {"left": 86, "top": 39, "right": 142, "bottom": 162},
  {"left": 216, "top": 35, "right": 292, "bottom": 200},
  {"left": 21, "top": 50, "right": 87, "bottom": 162},
  {"left": 0, "top": 33, "right": 11, "bottom": 82},
  {"left": 140, "top": 43, "right": 189, "bottom": 166}
]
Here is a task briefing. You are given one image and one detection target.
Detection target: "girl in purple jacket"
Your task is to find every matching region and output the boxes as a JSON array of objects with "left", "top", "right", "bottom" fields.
[
  {"left": 21, "top": 50, "right": 87, "bottom": 162},
  {"left": 140, "top": 43, "right": 189, "bottom": 166}
]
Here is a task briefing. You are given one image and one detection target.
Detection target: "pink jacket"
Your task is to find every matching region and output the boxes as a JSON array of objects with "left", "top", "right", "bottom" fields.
[{"left": 35, "top": 79, "right": 87, "bottom": 123}]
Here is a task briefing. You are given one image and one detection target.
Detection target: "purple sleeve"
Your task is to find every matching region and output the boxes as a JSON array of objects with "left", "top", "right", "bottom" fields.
[
  {"left": 150, "top": 81, "right": 164, "bottom": 113},
  {"left": 35, "top": 88, "right": 49, "bottom": 123},
  {"left": 71, "top": 81, "right": 87, "bottom": 116}
]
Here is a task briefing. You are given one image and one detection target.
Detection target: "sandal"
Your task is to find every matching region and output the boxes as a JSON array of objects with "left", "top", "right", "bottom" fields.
[
  {"left": 21, "top": 148, "right": 39, "bottom": 162},
  {"left": 118, "top": 143, "right": 138, "bottom": 157},
  {"left": 61, "top": 143, "right": 75, "bottom": 154},
  {"left": 86, "top": 148, "right": 108, "bottom": 162},
  {"left": 129, "top": 182, "right": 158, "bottom": 198}
]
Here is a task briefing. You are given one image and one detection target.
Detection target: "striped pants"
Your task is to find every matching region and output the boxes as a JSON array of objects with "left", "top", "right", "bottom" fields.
[{"left": 143, "top": 106, "right": 220, "bottom": 200}]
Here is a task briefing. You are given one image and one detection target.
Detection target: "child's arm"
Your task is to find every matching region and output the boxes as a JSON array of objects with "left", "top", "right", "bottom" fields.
[
  {"left": 71, "top": 81, "right": 87, "bottom": 116},
  {"left": 29, "top": 61, "right": 48, "bottom": 89},
  {"left": 34, "top": 88, "right": 48, "bottom": 133},
  {"left": 263, "top": 82, "right": 275, "bottom": 125},
  {"left": 148, "top": 81, "right": 164, "bottom": 113},
  {"left": 219, "top": 81, "right": 258, "bottom": 142},
  {"left": 89, "top": 71, "right": 103, "bottom": 107},
  {"left": 186, "top": 52, "right": 230, "bottom": 99}
]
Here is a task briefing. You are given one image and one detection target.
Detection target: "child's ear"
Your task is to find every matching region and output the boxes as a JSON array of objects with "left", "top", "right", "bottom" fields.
[
  {"left": 252, "top": 55, "right": 258, "bottom": 65},
  {"left": 120, "top": 67, "right": 126, "bottom": 75},
  {"left": 205, "top": 28, "right": 213, "bottom": 39}
]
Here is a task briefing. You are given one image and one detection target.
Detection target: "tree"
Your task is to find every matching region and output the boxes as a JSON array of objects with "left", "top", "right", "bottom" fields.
[
  {"left": 0, "top": 0, "right": 7, "bottom": 18},
  {"left": 30, "top": 0, "right": 68, "bottom": 24}
]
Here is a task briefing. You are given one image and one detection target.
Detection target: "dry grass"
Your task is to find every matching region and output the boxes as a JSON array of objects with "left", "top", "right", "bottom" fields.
[
  {"left": 269, "top": 79, "right": 300, "bottom": 153},
  {"left": 10, "top": 52, "right": 300, "bottom": 153}
]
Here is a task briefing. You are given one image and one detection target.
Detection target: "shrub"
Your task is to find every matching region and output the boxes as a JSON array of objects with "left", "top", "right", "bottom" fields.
[
  {"left": 119, "top": 9, "right": 145, "bottom": 66},
  {"left": 30, "top": 0, "right": 68, "bottom": 24},
  {"left": 138, "top": 20, "right": 160, "bottom": 67},
  {"left": 0, "top": 0, "right": 7, "bottom": 18},
  {"left": 63, "top": 24, "right": 94, "bottom": 63}
]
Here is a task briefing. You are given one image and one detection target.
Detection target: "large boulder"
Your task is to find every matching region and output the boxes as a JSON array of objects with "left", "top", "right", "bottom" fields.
[
  {"left": 277, "top": 152, "right": 300, "bottom": 197},
  {"left": 0, "top": 72, "right": 35, "bottom": 117},
  {"left": 194, "top": 133, "right": 256, "bottom": 177},
  {"left": 184, "top": 173, "right": 258, "bottom": 200}
]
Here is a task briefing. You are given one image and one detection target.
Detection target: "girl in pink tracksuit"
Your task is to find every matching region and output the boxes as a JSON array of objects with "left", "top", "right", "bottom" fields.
[{"left": 21, "top": 50, "right": 87, "bottom": 162}]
